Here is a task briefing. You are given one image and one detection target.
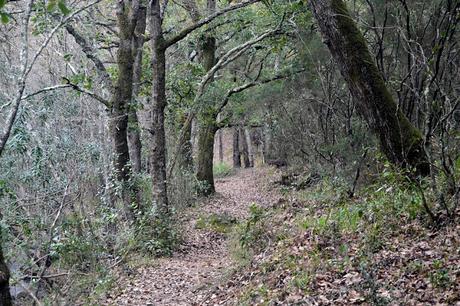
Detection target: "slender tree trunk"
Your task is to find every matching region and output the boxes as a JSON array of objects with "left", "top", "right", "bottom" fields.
[
  {"left": 262, "top": 123, "right": 271, "bottom": 163},
  {"left": 179, "top": 115, "right": 194, "bottom": 170},
  {"left": 0, "top": 238, "right": 12, "bottom": 306},
  {"left": 240, "top": 127, "right": 251, "bottom": 168},
  {"left": 233, "top": 127, "right": 241, "bottom": 168},
  {"left": 196, "top": 121, "right": 218, "bottom": 195},
  {"left": 149, "top": 0, "right": 169, "bottom": 215},
  {"left": 128, "top": 6, "right": 147, "bottom": 174},
  {"left": 218, "top": 129, "right": 224, "bottom": 163},
  {"left": 244, "top": 127, "right": 254, "bottom": 167},
  {"left": 308, "top": 0, "right": 429, "bottom": 175}
]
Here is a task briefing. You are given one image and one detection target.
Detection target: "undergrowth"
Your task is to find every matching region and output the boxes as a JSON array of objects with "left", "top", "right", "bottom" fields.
[
  {"left": 225, "top": 166, "right": 459, "bottom": 305},
  {"left": 213, "top": 162, "right": 233, "bottom": 178}
]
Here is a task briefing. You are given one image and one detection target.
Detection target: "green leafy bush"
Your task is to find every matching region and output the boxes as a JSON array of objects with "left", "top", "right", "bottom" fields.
[
  {"left": 135, "top": 212, "right": 181, "bottom": 257},
  {"left": 213, "top": 162, "right": 233, "bottom": 178}
]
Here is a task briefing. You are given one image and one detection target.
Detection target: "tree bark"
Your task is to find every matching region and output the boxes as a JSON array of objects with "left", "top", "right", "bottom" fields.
[
  {"left": 128, "top": 6, "right": 147, "bottom": 174},
  {"left": 111, "top": 2, "right": 137, "bottom": 183},
  {"left": 196, "top": 121, "right": 218, "bottom": 195},
  {"left": 218, "top": 129, "right": 224, "bottom": 163},
  {"left": 149, "top": 0, "right": 169, "bottom": 215},
  {"left": 194, "top": 0, "right": 218, "bottom": 192},
  {"left": 244, "top": 127, "right": 254, "bottom": 167},
  {"left": 308, "top": 0, "right": 429, "bottom": 175},
  {"left": 233, "top": 127, "right": 241, "bottom": 168},
  {"left": 240, "top": 127, "right": 251, "bottom": 168}
]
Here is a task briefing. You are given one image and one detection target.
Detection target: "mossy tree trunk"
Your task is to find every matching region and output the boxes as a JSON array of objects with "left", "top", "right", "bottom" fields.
[
  {"left": 149, "top": 0, "right": 169, "bottom": 215},
  {"left": 109, "top": 2, "right": 145, "bottom": 219},
  {"left": 196, "top": 121, "right": 219, "bottom": 195},
  {"left": 308, "top": 0, "right": 429, "bottom": 175},
  {"left": 194, "top": 0, "right": 218, "bottom": 194}
]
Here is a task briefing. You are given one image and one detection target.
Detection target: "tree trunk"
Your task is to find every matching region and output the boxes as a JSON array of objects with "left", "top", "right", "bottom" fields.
[
  {"left": 218, "top": 129, "right": 224, "bottom": 163},
  {"left": 233, "top": 127, "right": 241, "bottom": 168},
  {"left": 149, "top": 0, "right": 169, "bottom": 215},
  {"left": 196, "top": 121, "right": 218, "bottom": 195},
  {"left": 178, "top": 114, "right": 194, "bottom": 170},
  {"left": 244, "top": 127, "right": 254, "bottom": 167},
  {"left": 0, "top": 240, "right": 12, "bottom": 306},
  {"left": 194, "top": 0, "right": 218, "bottom": 192},
  {"left": 111, "top": 3, "right": 136, "bottom": 182},
  {"left": 128, "top": 6, "right": 147, "bottom": 174},
  {"left": 240, "top": 127, "right": 251, "bottom": 168},
  {"left": 262, "top": 123, "right": 271, "bottom": 164},
  {"left": 108, "top": 3, "right": 144, "bottom": 220},
  {"left": 308, "top": 0, "right": 429, "bottom": 175}
]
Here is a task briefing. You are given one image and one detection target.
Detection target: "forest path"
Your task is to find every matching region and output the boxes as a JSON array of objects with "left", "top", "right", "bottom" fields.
[{"left": 105, "top": 167, "right": 279, "bottom": 305}]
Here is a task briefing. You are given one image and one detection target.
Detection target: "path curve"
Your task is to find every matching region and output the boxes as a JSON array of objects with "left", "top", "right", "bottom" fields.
[{"left": 105, "top": 168, "right": 277, "bottom": 305}]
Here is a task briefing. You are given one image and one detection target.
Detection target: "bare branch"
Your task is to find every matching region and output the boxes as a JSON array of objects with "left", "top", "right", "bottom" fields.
[
  {"left": 65, "top": 23, "right": 113, "bottom": 91},
  {"left": 20, "top": 84, "right": 73, "bottom": 100},
  {"left": 24, "top": 0, "right": 104, "bottom": 79}
]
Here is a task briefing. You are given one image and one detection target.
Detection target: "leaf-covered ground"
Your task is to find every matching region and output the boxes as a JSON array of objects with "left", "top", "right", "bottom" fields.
[
  {"left": 104, "top": 168, "right": 460, "bottom": 305},
  {"left": 104, "top": 168, "right": 279, "bottom": 305}
]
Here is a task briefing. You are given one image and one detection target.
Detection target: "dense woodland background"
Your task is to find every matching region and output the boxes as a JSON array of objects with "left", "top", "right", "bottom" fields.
[{"left": 0, "top": 0, "right": 459, "bottom": 304}]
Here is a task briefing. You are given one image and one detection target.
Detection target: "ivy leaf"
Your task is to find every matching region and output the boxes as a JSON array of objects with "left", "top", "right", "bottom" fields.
[
  {"left": 63, "top": 53, "right": 72, "bottom": 61},
  {"left": 0, "top": 0, "right": 6, "bottom": 10},
  {"left": 0, "top": 12, "right": 9, "bottom": 24},
  {"left": 58, "top": 0, "right": 71, "bottom": 15}
]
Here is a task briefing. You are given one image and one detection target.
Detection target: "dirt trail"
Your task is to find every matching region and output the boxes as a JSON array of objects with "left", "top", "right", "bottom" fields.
[{"left": 105, "top": 168, "right": 278, "bottom": 305}]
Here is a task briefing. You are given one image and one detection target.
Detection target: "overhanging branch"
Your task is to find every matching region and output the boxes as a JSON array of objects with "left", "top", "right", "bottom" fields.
[
  {"left": 163, "top": 0, "right": 259, "bottom": 49},
  {"left": 217, "top": 69, "right": 305, "bottom": 115}
]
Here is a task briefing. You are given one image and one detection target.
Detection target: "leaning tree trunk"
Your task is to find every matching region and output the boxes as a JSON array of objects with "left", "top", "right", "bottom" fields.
[
  {"left": 128, "top": 6, "right": 147, "bottom": 174},
  {"left": 233, "top": 127, "right": 241, "bottom": 168},
  {"left": 0, "top": 234, "right": 12, "bottom": 306},
  {"left": 149, "top": 0, "right": 169, "bottom": 215},
  {"left": 308, "top": 0, "right": 429, "bottom": 175},
  {"left": 196, "top": 121, "right": 218, "bottom": 195}
]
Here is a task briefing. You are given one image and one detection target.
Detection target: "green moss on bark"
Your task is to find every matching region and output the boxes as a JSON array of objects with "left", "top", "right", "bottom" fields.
[{"left": 310, "top": 0, "right": 429, "bottom": 175}]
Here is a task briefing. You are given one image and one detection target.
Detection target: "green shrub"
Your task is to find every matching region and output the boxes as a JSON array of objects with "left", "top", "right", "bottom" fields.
[
  {"left": 213, "top": 162, "right": 233, "bottom": 178},
  {"left": 195, "top": 213, "right": 237, "bottom": 234},
  {"left": 135, "top": 212, "right": 181, "bottom": 257}
]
